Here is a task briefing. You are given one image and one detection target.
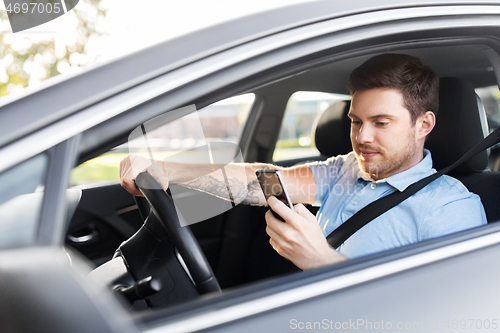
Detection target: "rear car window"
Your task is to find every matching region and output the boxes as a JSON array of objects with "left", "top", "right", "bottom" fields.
[
  {"left": 273, "top": 91, "right": 349, "bottom": 161},
  {"left": 476, "top": 85, "right": 500, "bottom": 171}
]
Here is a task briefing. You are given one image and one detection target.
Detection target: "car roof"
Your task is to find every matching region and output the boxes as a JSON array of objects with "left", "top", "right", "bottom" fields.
[
  {"left": 1, "top": 0, "right": 500, "bottom": 149},
  {"left": 256, "top": 45, "right": 496, "bottom": 97}
]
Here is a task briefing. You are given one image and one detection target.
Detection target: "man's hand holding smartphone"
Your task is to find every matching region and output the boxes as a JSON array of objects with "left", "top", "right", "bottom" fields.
[
  {"left": 256, "top": 169, "right": 294, "bottom": 222},
  {"left": 257, "top": 169, "right": 347, "bottom": 270},
  {"left": 265, "top": 196, "right": 347, "bottom": 270}
]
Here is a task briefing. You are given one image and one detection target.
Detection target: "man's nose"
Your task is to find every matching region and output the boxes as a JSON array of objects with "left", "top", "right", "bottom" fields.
[{"left": 354, "top": 124, "right": 374, "bottom": 144}]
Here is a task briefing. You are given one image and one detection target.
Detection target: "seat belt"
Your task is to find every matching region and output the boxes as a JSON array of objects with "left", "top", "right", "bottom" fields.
[{"left": 326, "top": 126, "right": 500, "bottom": 249}]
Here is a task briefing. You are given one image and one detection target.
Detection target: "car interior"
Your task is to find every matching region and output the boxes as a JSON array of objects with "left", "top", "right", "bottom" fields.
[{"left": 65, "top": 42, "right": 500, "bottom": 312}]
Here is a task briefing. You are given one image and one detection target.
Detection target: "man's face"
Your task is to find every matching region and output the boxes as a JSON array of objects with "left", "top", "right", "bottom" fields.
[{"left": 348, "top": 88, "right": 422, "bottom": 180}]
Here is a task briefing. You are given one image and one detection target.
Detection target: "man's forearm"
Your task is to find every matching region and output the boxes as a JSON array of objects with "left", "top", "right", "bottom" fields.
[
  {"left": 160, "top": 160, "right": 317, "bottom": 205},
  {"left": 164, "top": 161, "right": 273, "bottom": 205}
]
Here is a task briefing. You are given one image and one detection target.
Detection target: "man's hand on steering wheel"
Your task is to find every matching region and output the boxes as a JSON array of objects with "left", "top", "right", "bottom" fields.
[{"left": 120, "top": 155, "right": 169, "bottom": 196}]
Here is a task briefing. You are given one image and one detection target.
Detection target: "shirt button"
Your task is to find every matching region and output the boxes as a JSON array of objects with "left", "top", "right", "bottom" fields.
[
  {"left": 371, "top": 183, "right": 376, "bottom": 189},
  {"left": 352, "top": 200, "right": 358, "bottom": 205}
]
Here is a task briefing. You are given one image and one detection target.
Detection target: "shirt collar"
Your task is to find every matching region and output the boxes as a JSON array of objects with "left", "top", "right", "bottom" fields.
[{"left": 357, "top": 149, "right": 436, "bottom": 192}]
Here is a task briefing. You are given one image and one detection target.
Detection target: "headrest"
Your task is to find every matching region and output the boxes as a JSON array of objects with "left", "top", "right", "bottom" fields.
[
  {"left": 425, "top": 77, "right": 488, "bottom": 174},
  {"left": 313, "top": 100, "right": 352, "bottom": 157}
]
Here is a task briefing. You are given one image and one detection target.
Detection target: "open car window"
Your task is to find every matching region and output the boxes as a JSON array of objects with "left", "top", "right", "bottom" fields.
[{"left": 70, "top": 94, "right": 255, "bottom": 188}]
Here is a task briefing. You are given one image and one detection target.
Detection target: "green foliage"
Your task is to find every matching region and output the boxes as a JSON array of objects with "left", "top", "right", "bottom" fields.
[
  {"left": 70, "top": 161, "right": 120, "bottom": 185},
  {"left": 0, "top": 0, "right": 107, "bottom": 97},
  {"left": 70, "top": 152, "right": 126, "bottom": 185}
]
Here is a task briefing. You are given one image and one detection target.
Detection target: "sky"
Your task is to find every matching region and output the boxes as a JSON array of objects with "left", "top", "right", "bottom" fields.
[
  {"left": 1, "top": 0, "right": 314, "bottom": 62},
  {"left": 0, "top": 0, "right": 315, "bottom": 95}
]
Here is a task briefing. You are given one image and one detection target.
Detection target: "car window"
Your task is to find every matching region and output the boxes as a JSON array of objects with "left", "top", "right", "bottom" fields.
[
  {"left": 0, "top": 154, "right": 48, "bottom": 248},
  {"left": 70, "top": 93, "right": 255, "bottom": 187},
  {"left": 273, "top": 91, "right": 350, "bottom": 161},
  {"left": 476, "top": 85, "right": 500, "bottom": 131},
  {"left": 476, "top": 85, "right": 500, "bottom": 171}
]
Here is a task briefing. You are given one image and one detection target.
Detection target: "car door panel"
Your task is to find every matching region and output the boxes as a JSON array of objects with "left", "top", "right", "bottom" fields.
[{"left": 66, "top": 184, "right": 141, "bottom": 265}]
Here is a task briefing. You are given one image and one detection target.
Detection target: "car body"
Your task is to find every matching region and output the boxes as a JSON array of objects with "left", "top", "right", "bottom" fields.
[{"left": 2, "top": 1, "right": 500, "bottom": 332}]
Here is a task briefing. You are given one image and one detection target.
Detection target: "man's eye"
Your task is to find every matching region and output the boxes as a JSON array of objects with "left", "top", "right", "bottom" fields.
[
  {"left": 376, "top": 122, "right": 388, "bottom": 127},
  {"left": 351, "top": 120, "right": 361, "bottom": 125}
]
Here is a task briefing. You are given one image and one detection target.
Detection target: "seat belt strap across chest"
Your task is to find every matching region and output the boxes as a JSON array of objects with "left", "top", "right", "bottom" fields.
[{"left": 326, "top": 126, "right": 500, "bottom": 249}]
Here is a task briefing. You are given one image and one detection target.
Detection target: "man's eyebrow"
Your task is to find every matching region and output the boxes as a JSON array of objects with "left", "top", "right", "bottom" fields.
[
  {"left": 370, "top": 114, "right": 396, "bottom": 120},
  {"left": 348, "top": 113, "right": 396, "bottom": 120}
]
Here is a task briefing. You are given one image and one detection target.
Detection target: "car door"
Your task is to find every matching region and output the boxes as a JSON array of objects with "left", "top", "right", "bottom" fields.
[
  {"left": 126, "top": 3, "right": 500, "bottom": 332},
  {"left": 4, "top": 2, "right": 499, "bottom": 332},
  {"left": 0, "top": 137, "right": 140, "bottom": 332}
]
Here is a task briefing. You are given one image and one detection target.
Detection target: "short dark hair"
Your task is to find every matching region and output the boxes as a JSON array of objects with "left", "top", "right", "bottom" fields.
[{"left": 347, "top": 53, "right": 439, "bottom": 124}]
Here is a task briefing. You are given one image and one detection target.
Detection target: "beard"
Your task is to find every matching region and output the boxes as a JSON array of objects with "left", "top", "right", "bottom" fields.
[{"left": 354, "top": 132, "right": 417, "bottom": 180}]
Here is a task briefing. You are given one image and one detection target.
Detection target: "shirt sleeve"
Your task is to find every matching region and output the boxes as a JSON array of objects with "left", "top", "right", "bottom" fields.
[
  {"left": 418, "top": 191, "right": 487, "bottom": 241},
  {"left": 306, "top": 153, "right": 354, "bottom": 206}
]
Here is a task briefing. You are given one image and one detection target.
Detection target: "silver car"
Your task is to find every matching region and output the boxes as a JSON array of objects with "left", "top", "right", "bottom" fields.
[{"left": 2, "top": 1, "right": 500, "bottom": 332}]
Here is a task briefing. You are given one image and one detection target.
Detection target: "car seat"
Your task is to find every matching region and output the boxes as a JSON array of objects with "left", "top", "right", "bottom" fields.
[
  {"left": 425, "top": 77, "right": 500, "bottom": 223},
  {"left": 313, "top": 99, "right": 352, "bottom": 157}
]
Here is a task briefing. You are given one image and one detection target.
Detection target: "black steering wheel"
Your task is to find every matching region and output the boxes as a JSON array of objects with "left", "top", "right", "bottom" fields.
[
  {"left": 88, "top": 171, "right": 220, "bottom": 309},
  {"left": 133, "top": 171, "right": 221, "bottom": 295}
]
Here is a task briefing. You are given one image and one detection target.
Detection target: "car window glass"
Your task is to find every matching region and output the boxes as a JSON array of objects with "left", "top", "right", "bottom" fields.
[
  {"left": 476, "top": 86, "right": 500, "bottom": 131},
  {"left": 70, "top": 93, "right": 255, "bottom": 187},
  {"left": 476, "top": 85, "right": 500, "bottom": 171},
  {"left": 0, "top": 154, "right": 48, "bottom": 248},
  {"left": 273, "top": 91, "right": 350, "bottom": 161}
]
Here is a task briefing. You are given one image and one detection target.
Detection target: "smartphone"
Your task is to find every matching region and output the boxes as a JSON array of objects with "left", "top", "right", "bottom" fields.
[{"left": 256, "top": 169, "right": 294, "bottom": 222}]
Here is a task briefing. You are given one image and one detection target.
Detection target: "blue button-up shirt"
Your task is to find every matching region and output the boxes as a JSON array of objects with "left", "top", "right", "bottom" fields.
[{"left": 308, "top": 150, "right": 487, "bottom": 258}]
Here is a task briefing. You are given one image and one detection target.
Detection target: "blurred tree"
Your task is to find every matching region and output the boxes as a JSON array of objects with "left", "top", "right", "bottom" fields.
[{"left": 0, "top": 0, "right": 107, "bottom": 97}]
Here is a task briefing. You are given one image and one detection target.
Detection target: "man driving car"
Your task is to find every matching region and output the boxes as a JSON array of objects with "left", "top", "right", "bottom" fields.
[{"left": 120, "top": 54, "right": 487, "bottom": 271}]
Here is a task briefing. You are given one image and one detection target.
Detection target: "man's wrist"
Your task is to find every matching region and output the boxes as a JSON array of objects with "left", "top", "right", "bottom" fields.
[
  {"left": 160, "top": 161, "right": 170, "bottom": 180},
  {"left": 300, "top": 248, "right": 348, "bottom": 271},
  {"left": 322, "top": 247, "right": 348, "bottom": 267}
]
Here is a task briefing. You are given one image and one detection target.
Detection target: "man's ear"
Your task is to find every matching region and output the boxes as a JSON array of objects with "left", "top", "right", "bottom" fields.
[{"left": 417, "top": 111, "right": 436, "bottom": 140}]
